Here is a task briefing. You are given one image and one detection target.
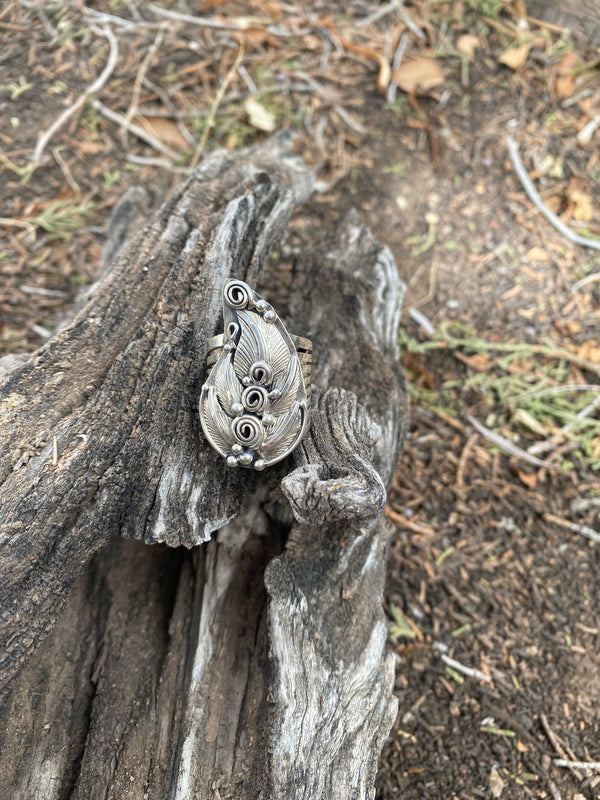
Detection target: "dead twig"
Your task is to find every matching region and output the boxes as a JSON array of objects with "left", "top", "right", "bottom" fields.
[
  {"left": 543, "top": 513, "right": 600, "bottom": 545},
  {"left": 572, "top": 272, "right": 600, "bottom": 293},
  {"left": 387, "top": 31, "right": 409, "bottom": 104},
  {"left": 293, "top": 71, "right": 366, "bottom": 135},
  {"left": 467, "top": 414, "right": 554, "bottom": 469},
  {"left": 356, "top": 0, "right": 399, "bottom": 28},
  {"left": 127, "top": 155, "right": 189, "bottom": 174},
  {"left": 456, "top": 433, "right": 478, "bottom": 494},
  {"left": 31, "top": 25, "right": 119, "bottom": 173},
  {"left": 149, "top": 3, "right": 245, "bottom": 31},
  {"left": 554, "top": 759, "right": 600, "bottom": 771},
  {"left": 528, "top": 392, "right": 600, "bottom": 457},
  {"left": 385, "top": 506, "right": 436, "bottom": 535},
  {"left": 408, "top": 307, "right": 435, "bottom": 336},
  {"left": 81, "top": 6, "right": 160, "bottom": 32},
  {"left": 540, "top": 713, "right": 586, "bottom": 784},
  {"left": 19, "top": 0, "right": 57, "bottom": 41},
  {"left": 120, "top": 27, "right": 166, "bottom": 148},
  {"left": 52, "top": 148, "right": 80, "bottom": 197},
  {"left": 91, "top": 99, "right": 178, "bottom": 160},
  {"left": 507, "top": 136, "right": 600, "bottom": 251},
  {"left": 433, "top": 643, "right": 491, "bottom": 683},
  {"left": 190, "top": 45, "right": 245, "bottom": 170}
]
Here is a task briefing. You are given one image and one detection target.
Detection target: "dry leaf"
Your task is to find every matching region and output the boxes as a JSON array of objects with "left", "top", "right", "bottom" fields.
[
  {"left": 401, "top": 352, "right": 435, "bottom": 389},
  {"left": 518, "top": 470, "right": 538, "bottom": 489},
  {"left": 526, "top": 246, "right": 549, "bottom": 261},
  {"left": 393, "top": 56, "right": 444, "bottom": 94},
  {"left": 338, "top": 36, "right": 391, "bottom": 93},
  {"left": 575, "top": 341, "right": 600, "bottom": 363},
  {"left": 555, "top": 50, "right": 580, "bottom": 98},
  {"left": 74, "top": 140, "right": 106, "bottom": 155},
  {"left": 489, "top": 766, "right": 504, "bottom": 799},
  {"left": 558, "top": 51, "right": 579, "bottom": 75},
  {"left": 498, "top": 43, "right": 530, "bottom": 70},
  {"left": 555, "top": 75, "right": 575, "bottom": 98},
  {"left": 457, "top": 34, "right": 479, "bottom": 59},
  {"left": 454, "top": 352, "right": 490, "bottom": 372},
  {"left": 377, "top": 58, "right": 392, "bottom": 93},
  {"left": 234, "top": 27, "right": 282, "bottom": 49},
  {"left": 134, "top": 116, "right": 189, "bottom": 150},
  {"left": 566, "top": 176, "right": 593, "bottom": 222},
  {"left": 244, "top": 97, "right": 276, "bottom": 132}
]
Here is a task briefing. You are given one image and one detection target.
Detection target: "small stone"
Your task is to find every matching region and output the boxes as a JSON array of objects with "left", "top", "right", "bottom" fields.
[
  {"left": 254, "top": 459, "right": 266, "bottom": 471},
  {"left": 239, "top": 452, "right": 253, "bottom": 466},
  {"left": 231, "top": 402, "right": 244, "bottom": 416},
  {"left": 226, "top": 455, "right": 238, "bottom": 468}
]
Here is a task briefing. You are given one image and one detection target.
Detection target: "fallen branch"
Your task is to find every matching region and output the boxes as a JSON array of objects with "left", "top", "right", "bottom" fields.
[
  {"left": 31, "top": 25, "right": 119, "bottom": 171},
  {"left": 466, "top": 414, "right": 553, "bottom": 469},
  {"left": 553, "top": 759, "right": 600, "bottom": 771},
  {"left": 543, "top": 512, "right": 600, "bottom": 545},
  {"left": 507, "top": 136, "right": 600, "bottom": 252}
]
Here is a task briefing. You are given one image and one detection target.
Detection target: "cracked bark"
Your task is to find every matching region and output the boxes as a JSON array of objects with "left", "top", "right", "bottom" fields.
[{"left": 0, "top": 135, "right": 407, "bottom": 799}]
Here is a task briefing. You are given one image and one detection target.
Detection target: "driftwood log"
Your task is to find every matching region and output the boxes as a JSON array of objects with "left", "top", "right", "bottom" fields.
[{"left": 0, "top": 135, "right": 407, "bottom": 799}]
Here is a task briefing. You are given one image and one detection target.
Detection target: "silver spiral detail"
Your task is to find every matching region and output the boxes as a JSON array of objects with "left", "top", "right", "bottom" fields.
[
  {"left": 242, "top": 385, "right": 269, "bottom": 414},
  {"left": 231, "top": 415, "right": 264, "bottom": 448},
  {"left": 224, "top": 280, "right": 252, "bottom": 310},
  {"left": 226, "top": 321, "right": 239, "bottom": 342},
  {"left": 249, "top": 361, "right": 273, "bottom": 386}
]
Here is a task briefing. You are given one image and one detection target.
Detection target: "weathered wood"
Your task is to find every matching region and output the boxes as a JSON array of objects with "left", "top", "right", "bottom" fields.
[{"left": 0, "top": 136, "right": 407, "bottom": 799}]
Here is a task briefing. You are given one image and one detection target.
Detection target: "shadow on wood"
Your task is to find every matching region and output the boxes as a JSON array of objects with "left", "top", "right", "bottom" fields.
[{"left": 0, "top": 135, "right": 408, "bottom": 799}]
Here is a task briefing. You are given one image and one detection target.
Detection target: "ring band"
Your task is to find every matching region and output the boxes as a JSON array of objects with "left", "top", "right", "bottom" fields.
[{"left": 199, "top": 280, "right": 312, "bottom": 470}]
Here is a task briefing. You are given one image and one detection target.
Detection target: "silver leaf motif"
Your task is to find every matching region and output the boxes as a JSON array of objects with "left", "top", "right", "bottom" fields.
[{"left": 200, "top": 280, "right": 310, "bottom": 470}]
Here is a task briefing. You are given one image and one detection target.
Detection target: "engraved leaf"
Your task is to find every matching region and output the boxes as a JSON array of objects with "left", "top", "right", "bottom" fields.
[
  {"left": 262, "top": 405, "right": 305, "bottom": 465},
  {"left": 200, "top": 387, "right": 233, "bottom": 456},
  {"left": 233, "top": 309, "right": 290, "bottom": 384},
  {"left": 270, "top": 359, "right": 303, "bottom": 415},
  {"left": 213, "top": 353, "right": 242, "bottom": 414}
]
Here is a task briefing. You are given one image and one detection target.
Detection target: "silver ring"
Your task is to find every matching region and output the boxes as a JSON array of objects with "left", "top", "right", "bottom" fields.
[{"left": 199, "top": 280, "right": 312, "bottom": 470}]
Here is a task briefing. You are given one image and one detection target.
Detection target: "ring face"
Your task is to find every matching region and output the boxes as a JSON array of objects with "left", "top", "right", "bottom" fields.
[{"left": 200, "top": 280, "right": 311, "bottom": 470}]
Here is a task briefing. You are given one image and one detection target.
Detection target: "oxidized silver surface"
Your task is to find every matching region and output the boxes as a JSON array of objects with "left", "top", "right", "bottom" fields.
[{"left": 200, "top": 280, "right": 311, "bottom": 470}]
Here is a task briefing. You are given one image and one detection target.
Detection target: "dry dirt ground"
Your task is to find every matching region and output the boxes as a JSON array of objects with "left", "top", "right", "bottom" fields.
[{"left": 1, "top": 1, "right": 600, "bottom": 798}]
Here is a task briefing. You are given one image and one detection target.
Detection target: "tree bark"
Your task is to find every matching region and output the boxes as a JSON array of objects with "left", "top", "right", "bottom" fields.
[{"left": 0, "top": 134, "right": 407, "bottom": 799}]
